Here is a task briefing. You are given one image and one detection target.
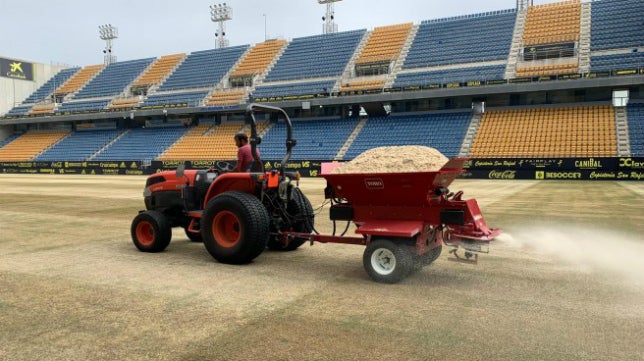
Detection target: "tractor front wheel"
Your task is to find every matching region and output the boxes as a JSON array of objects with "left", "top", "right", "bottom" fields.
[
  {"left": 201, "top": 191, "right": 270, "bottom": 264},
  {"left": 131, "top": 210, "right": 172, "bottom": 252},
  {"left": 363, "top": 239, "right": 414, "bottom": 284}
]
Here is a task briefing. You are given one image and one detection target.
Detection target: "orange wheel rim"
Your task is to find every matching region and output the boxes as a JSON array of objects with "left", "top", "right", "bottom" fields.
[
  {"left": 212, "top": 211, "right": 241, "bottom": 248},
  {"left": 136, "top": 221, "right": 155, "bottom": 247}
]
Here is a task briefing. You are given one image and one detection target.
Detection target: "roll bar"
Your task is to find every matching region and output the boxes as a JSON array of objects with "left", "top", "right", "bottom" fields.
[{"left": 245, "top": 103, "right": 296, "bottom": 176}]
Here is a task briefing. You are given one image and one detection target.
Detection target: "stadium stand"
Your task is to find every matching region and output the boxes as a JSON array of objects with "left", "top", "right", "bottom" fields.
[
  {"left": 0, "top": 133, "right": 20, "bottom": 148},
  {"left": 627, "top": 104, "right": 644, "bottom": 157},
  {"left": 470, "top": 105, "right": 617, "bottom": 158},
  {"left": 22, "top": 67, "right": 80, "bottom": 104},
  {"left": 261, "top": 118, "right": 359, "bottom": 160},
  {"left": 108, "top": 97, "right": 143, "bottom": 110},
  {"left": 515, "top": 62, "right": 579, "bottom": 77},
  {"left": 159, "top": 122, "right": 244, "bottom": 161},
  {"left": 263, "top": 29, "right": 366, "bottom": 81},
  {"left": 157, "top": 46, "right": 248, "bottom": 91},
  {"left": 5, "top": 105, "right": 34, "bottom": 117},
  {"left": 35, "top": 129, "right": 122, "bottom": 161},
  {"left": 403, "top": 10, "right": 516, "bottom": 69},
  {"left": 141, "top": 90, "right": 210, "bottom": 108},
  {"left": 355, "top": 23, "right": 413, "bottom": 66},
  {"left": 57, "top": 99, "right": 112, "bottom": 114},
  {"left": 92, "top": 126, "right": 189, "bottom": 162},
  {"left": 393, "top": 64, "right": 506, "bottom": 88},
  {"left": 130, "top": 53, "right": 187, "bottom": 89},
  {"left": 1, "top": 0, "right": 643, "bottom": 169},
  {"left": 54, "top": 64, "right": 104, "bottom": 96},
  {"left": 0, "top": 131, "right": 69, "bottom": 161},
  {"left": 590, "top": 0, "right": 644, "bottom": 51},
  {"left": 343, "top": 113, "right": 471, "bottom": 159},
  {"left": 522, "top": 0, "right": 581, "bottom": 46},
  {"left": 229, "top": 39, "right": 288, "bottom": 79},
  {"left": 73, "top": 58, "right": 155, "bottom": 99},
  {"left": 204, "top": 90, "right": 247, "bottom": 106},
  {"left": 251, "top": 80, "right": 335, "bottom": 100},
  {"left": 590, "top": 52, "right": 644, "bottom": 73}
]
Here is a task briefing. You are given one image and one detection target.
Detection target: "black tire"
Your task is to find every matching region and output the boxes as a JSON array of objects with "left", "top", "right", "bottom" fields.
[
  {"left": 413, "top": 245, "right": 442, "bottom": 271},
  {"left": 131, "top": 210, "right": 172, "bottom": 252},
  {"left": 267, "top": 187, "right": 314, "bottom": 251},
  {"left": 363, "top": 239, "right": 414, "bottom": 284},
  {"left": 184, "top": 227, "right": 203, "bottom": 242},
  {"left": 201, "top": 191, "right": 270, "bottom": 264}
]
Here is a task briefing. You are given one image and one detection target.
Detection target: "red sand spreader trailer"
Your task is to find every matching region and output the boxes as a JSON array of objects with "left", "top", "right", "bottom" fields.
[{"left": 131, "top": 104, "right": 500, "bottom": 283}]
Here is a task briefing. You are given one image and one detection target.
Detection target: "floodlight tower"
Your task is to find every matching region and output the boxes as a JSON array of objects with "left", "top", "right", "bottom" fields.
[
  {"left": 98, "top": 24, "right": 118, "bottom": 65},
  {"left": 319, "top": 0, "right": 342, "bottom": 34},
  {"left": 210, "top": 2, "right": 232, "bottom": 49},
  {"left": 516, "top": 0, "right": 533, "bottom": 12}
]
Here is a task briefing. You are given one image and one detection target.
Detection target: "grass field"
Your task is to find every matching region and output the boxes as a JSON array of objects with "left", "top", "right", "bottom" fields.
[{"left": 0, "top": 174, "right": 643, "bottom": 361}]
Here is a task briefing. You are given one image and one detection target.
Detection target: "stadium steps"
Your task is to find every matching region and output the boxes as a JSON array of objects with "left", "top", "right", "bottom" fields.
[
  {"left": 458, "top": 113, "right": 481, "bottom": 158},
  {"left": 333, "top": 30, "right": 372, "bottom": 93},
  {"left": 578, "top": 1, "right": 592, "bottom": 74},
  {"left": 214, "top": 46, "right": 254, "bottom": 94},
  {"left": 245, "top": 41, "right": 290, "bottom": 100},
  {"left": 615, "top": 106, "right": 631, "bottom": 157},
  {"left": 504, "top": 8, "right": 527, "bottom": 79},
  {"left": 334, "top": 117, "right": 367, "bottom": 160},
  {"left": 89, "top": 129, "right": 129, "bottom": 160},
  {"left": 385, "top": 24, "right": 419, "bottom": 89},
  {"left": 146, "top": 55, "right": 189, "bottom": 95}
]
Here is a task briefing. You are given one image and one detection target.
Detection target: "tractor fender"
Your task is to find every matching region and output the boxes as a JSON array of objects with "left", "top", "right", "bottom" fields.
[{"left": 203, "top": 172, "right": 262, "bottom": 208}]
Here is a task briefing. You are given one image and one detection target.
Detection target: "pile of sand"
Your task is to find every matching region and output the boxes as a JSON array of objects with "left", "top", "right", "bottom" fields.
[{"left": 331, "top": 145, "right": 448, "bottom": 174}]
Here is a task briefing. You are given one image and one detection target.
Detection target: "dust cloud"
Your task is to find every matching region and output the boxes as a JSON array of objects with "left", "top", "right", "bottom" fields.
[{"left": 495, "top": 225, "right": 644, "bottom": 287}]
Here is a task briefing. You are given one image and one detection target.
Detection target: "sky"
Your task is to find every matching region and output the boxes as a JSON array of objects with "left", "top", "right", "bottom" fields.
[{"left": 0, "top": 0, "right": 556, "bottom": 67}]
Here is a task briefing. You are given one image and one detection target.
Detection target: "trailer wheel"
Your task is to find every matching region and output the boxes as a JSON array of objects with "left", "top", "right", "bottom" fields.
[
  {"left": 131, "top": 210, "right": 172, "bottom": 252},
  {"left": 202, "top": 191, "right": 270, "bottom": 264},
  {"left": 413, "top": 245, "right": 442, "bottom": 270},
  {"left": 184, "top": 227, "right": 203, "bottom": 242},
  {"left": 363, "top": 239, "right": 414, "bottom": 284},
  {"left": 268, "top": 188, "right": 314, "bottom": 251}
]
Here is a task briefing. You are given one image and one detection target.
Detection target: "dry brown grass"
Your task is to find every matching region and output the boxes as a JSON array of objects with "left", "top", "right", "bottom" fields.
[{"left": 0, "top": 174, "right": 643, "bottom": 361}]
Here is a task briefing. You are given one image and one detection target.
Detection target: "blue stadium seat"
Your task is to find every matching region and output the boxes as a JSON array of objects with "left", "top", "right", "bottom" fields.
[
  {"left": 590, "top": 0, "right": 644, "bottom": 51},
  {"left": 393, "top": 65, "right": 506, "bottom": 88},
  {"left": 260, "top": 118, "right": 359, "bottom": 160},
  {"left": 590, "top": 52, "right": 644, "bottom": 72},
  {"left": 23, "top": 67, "right": 80, "bottom": 104},
  {"left": 627, "top": 104, "right": 644, "bottom": 157},
  {"left": 92, "top": 126, "right": 189, "bottom": 162},
  {"left": 141, "top": 90, "right": 210, "bottom": 108},
  {"left": 344, "top": 113, "right": 472, "bottom": 159},
  {"left": 158, "top": 46, "right": 248, "bottom": 91},
  {"left": 74, "top": 58, "right": 155, "bottom": 99},
  {"left": 404, "top": 9, "right": 516, "bottom": 69},
  {"left": 35, "top": 129, "right": 122, "bottom": 161},
  {"left": 252, "top": 80, "right": 335, "bottom": 100},
  {"left": 264, "top": 29, "right": 366, "bottom": 82},
  {"left": 57, "top": 99, "right": 111, "bottom": 113}
]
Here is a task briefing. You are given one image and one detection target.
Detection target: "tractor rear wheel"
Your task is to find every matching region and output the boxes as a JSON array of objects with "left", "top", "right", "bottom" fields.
[
  {"left": 268, "top": 187, "right": 314, "bottom": 251},
  {"left": 201, "top": 191, "right": 270, "bottom": 264},
  {"left": 363, "top": 239, "right": 414, "bottom": 284},
  {"left": 131, "top": 210, "right": 172, "bottom": 252}
]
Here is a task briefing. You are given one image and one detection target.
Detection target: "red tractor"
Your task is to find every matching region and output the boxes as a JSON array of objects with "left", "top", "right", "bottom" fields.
[{"left": 131, "top": 104, "right": 500, "bottom": 283}]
